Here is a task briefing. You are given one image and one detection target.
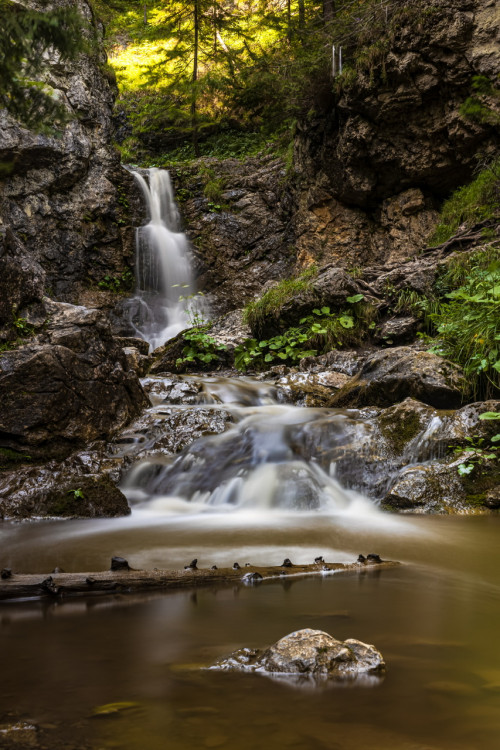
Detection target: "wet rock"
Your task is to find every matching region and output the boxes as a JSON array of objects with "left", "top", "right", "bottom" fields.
[
  {"left": 110, "top": 404, "right": 233, "bottom": 461},
  {"left": 171, "top": 156, "right": 293, "bottom": 316},
  {"left": 0, "top": 467, "right": 130, "bottom": 520},
  {"left": 275, "top": 371, "right": 351, "bottom": 407},
  {"left": 382, "top": 458, "right": 468, "bottom": 513},
  {"left": 485, "top": 487, "right": 500, "bottom": 509},
  {"left": 0, "top": 301, "right": 149, "bottom": 459},
  {"left": 299, "top": 349, "right": 367, "bottom": 377},
  {"left": 0, "top": 721, "right": 38, "bottom": 748},
  {"left": 374, "top": 316, "right": 421, "bottom": 346},
  {"left": 212, "top": 629, "right": 385, "bottom": 679},
  {"left": 330, "top": 347, "right": 465, "bottom": 409},
  {"left": 111, "top": 557, "right": 130, "bottom": 571},
  {"left": 204, "top": 309, "right": 252, "bottom": 351}
]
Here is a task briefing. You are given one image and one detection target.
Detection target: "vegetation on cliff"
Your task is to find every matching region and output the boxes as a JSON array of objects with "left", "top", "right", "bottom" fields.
[{"left": 0, "top": 0, "right": 90, "bottom": 131}]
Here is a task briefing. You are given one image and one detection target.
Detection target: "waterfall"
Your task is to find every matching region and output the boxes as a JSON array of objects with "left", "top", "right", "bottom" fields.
[{"left": 127, "top": 168, "right": 201, "bottom": 351}]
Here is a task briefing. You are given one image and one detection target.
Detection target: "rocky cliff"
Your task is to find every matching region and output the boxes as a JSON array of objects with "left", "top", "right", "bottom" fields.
[{"left": 0, "top": 0, "right": 138, "bottom": 322}]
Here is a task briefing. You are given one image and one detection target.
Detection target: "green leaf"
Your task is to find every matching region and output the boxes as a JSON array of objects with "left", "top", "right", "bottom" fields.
[
  {"left": 321, "top": 306, "right": 331, "bottom": 314},
  {"left": 458, "top": 463, "right": 474, "bottom": 475},
  {"left": 346, "top": 294, "right": 364, "bottom": 304},
  {"left": 479, "top": 412, "right": 500, "bottom": 420},
  {"left": 338, "top": 315, "right": 354, "bottom": 329}
]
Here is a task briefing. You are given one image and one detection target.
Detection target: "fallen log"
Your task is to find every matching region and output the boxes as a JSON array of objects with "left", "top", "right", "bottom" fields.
[{"left": 0, "top": 556, "right": 399, "bottom": 602}]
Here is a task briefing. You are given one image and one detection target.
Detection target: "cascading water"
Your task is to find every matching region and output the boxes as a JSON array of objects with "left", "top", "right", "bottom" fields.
[
  {"left": 120, "top": 376, "right": 381, "bottom": 520},
  {"left": 126, "top": 168, "right": 202, "bottom": 350}
]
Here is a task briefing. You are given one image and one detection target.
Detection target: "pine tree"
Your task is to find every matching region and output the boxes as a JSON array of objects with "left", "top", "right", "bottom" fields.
[{"left": 0, "top": 0, "right": 89, "bottom": 131}]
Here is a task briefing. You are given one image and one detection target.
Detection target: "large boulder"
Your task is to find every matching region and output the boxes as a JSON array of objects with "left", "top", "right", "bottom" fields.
[
  {"left": 213, "top": 629, "right": 385, "bottom": 681},
  {"left": 329, "top": 347, "right": 465, "bottom": 409},
  {"left": 0, "top": 302, "right": 149, "bottom": 459}
]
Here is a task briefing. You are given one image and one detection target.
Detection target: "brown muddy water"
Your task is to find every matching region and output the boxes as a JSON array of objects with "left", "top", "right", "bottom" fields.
[{"left": 1, "top": 514, "right": 500, "bottom": 750}]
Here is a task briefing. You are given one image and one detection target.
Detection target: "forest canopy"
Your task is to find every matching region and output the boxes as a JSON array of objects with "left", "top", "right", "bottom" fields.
[{"left": 94, "top": 0, "right": 397, "bottom": 160}]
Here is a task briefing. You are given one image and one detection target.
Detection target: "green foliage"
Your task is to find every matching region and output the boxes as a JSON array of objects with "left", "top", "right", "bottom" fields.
[
  {"left": 0, "top": 0, "right": 90, "bottom": 131},
  {"left": 243, "top": 266, "right": 318, "bottom": 332},
  {"left": 235, "top": 299, "right": 369, "bottom": 371},
  {"left": 430, "top": 159, "right": 500, "bottom": 245},
  {"left": 98, "top": 269, "right": 134, "bottom": 293},
  {"left": 176, "top": 326, "right": 227, "bottom": 366},
  {"left": 459, "top": 75, "right": 500, "bottom": 127},
  {"left": 453, "top": 436, "right": 498, "bottom": 477},
  {"left": 0, "top": 447, "right": 32, "bottom": 468},
  {"left": 67, "top": 488, "right": 85, "bottom": 500},
  {"left": 428, "top": 250, "right": 500, "bottom": 399}
]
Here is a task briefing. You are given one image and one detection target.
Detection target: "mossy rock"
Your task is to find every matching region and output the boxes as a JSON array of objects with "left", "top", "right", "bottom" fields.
[{"left": 43, "top": 476, "right": 130, "bottom": 518}]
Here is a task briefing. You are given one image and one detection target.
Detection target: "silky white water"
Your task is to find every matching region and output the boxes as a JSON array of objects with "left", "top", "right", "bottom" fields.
[{"left": 126, "top": 168, "right": 201, "bottom": 350}]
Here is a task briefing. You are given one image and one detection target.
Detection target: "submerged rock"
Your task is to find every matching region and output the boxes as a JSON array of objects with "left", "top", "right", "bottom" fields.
[{"left": 212, "top": 628, "right": 385, "bottom": 681}]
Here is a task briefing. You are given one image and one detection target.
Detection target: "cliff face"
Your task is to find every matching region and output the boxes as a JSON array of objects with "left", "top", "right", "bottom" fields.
[
  {"left": 291, "top": 0, "right": 500, "bottom": 269},
  {"left": 0, "top": 0, "right": 137, "bottom": 321}
]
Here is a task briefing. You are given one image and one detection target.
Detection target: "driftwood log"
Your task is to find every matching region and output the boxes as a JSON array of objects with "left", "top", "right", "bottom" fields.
[{"left": 0, "top": 557, "right": 399, "bottom": 602}]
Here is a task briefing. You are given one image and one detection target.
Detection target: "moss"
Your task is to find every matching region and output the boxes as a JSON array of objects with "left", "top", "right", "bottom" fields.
[
  {"left": 460, "top": 466, "right": 500, "bottom": 502},
  {"left": 0, "top": 447, "right": 32, "bottom": 470},
  {"left": 243, "top": 266, "right": 318, "bottom": 331},
  {"left": 377, "top": 410, "right": 424, "bottom": 454}
]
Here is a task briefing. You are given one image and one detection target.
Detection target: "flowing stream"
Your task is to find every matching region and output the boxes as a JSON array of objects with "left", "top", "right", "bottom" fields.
[
  {"left": 1, "top": 175, "right": 499, "bottom": 749},
  {"left": 1, "top": 375, "right": 500, "bottom": 750}
]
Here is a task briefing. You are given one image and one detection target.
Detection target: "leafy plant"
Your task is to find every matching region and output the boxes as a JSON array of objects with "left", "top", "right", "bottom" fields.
[
  {"left": 98, "top": 269, "right": 134, "bottom": 293},
  {"left": 67, "top": 488, "right": 85, "bottom": 500},
  {"left": 176, "top": 327, "right": 227, "bottom": 366},
  {"left": 428, "top": 258, "right": 500, "bottom": 399},
  {"left": 453, "top": 436, "right": 498, "bottom": 476},
  {"left": 235, "top": 298, "right": 369, "bottom": 371}
]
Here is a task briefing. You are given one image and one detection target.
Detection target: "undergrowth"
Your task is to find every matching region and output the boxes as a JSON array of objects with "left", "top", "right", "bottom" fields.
[
  {"left": 243, "top": 267, "right": 318, "bottom": 334},
  {"left": 430, "top": 158, "right": 500, "bottom": 246}
]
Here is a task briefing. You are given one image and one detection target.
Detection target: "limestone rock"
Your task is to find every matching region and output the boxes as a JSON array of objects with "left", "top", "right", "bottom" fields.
[
  {"left": 212, "top": 629, "right": 385, "bottom": 680},
  {"left": 0, "top": 302, "right": 149, "bottom": 459},
  {"left": 329, "top": 347, "right": 465, "bottom": 409}
]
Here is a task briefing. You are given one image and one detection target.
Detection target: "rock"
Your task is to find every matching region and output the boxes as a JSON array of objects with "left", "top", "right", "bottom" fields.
[
  {"left": 374, "top": 316, "right": 421, "bottom": 345},
  {"left": 0, "top": 301, "right": 149, "bottom": 459},
  {"left": 329, "top": 347, "right": 465, "bottom": 409},
  {"left": 275, "top": 371, "right": 351, "bottom": 407},
  {"left": 485, "top": 486, "right": 500, "bottom": 509},
  {"left": 111, "top": 557, "right": 130, "bottom": 571},
  {"left": 0, "top": 466, "right": 130, "bottom": 520},
  {"left": 0, "top": 721, "right": 38, "bottom": 748},
  {"left": 382, "top": 459, "right": 470, "bottom": 513},
  {"left": 172, "top": 156, "right": 293, "bottom": 317},
  {"left": 212, "top": 629, "right": 385, "bottom": 680},
  {"left": 0, "top": 229, "right": 45, "bottom": 330},
  {"left": 0, "top": 0, "right": 138, "bottom": 310},
  {"left": 252, "top": 265, "right": 365, "bottom": 337}
]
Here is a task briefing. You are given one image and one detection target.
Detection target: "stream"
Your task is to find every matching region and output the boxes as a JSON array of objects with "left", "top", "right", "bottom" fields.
[
  {"left": 1, "top": 170, "right": 499, "bottom": 750},
  {"left": 1, "top": 374, "right": 500, "bottom": 750}
]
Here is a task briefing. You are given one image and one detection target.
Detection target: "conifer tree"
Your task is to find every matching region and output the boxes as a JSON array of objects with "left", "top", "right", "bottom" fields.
[{"left": 0, "top": 0, "right": 88, "bottom": 131}]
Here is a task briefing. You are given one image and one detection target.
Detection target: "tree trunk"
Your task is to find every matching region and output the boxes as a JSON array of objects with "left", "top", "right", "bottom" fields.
[
  {"left": 192, "top": 0, "right": 200, "bottom": 156},
  {"left": 323, "top": 0, "right": 336, "bottom": 23},
  {"left": 298, "top": 0, "right": 305, "bottom": 30}
]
